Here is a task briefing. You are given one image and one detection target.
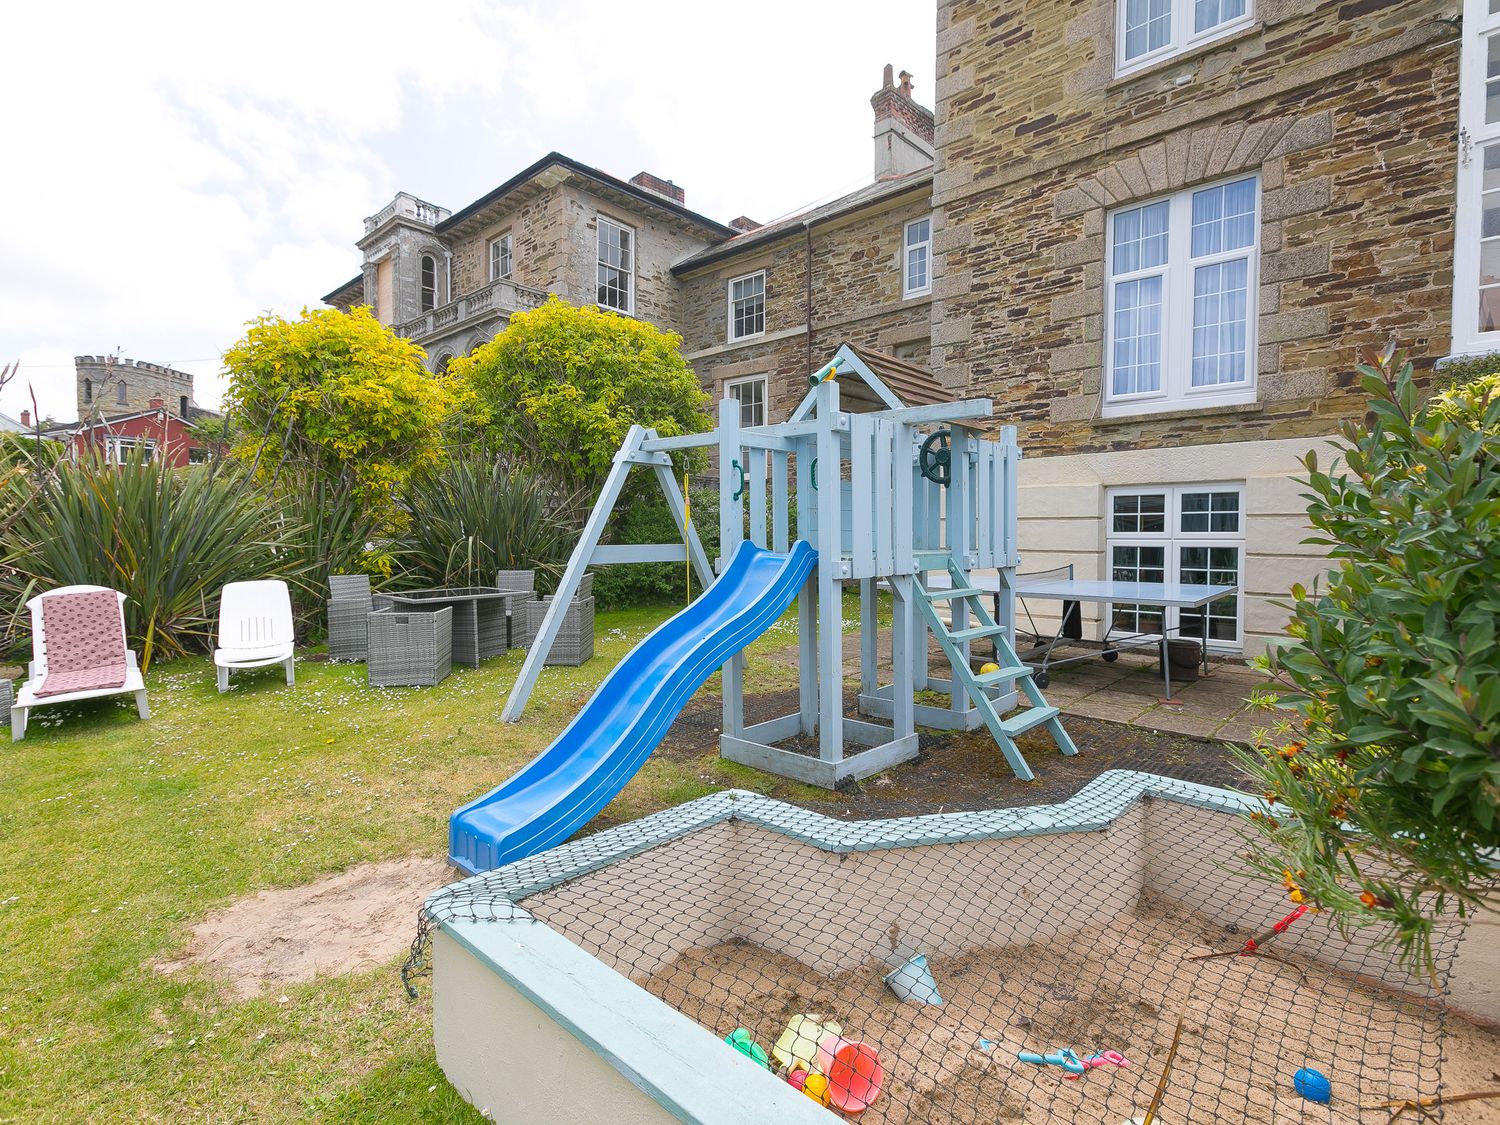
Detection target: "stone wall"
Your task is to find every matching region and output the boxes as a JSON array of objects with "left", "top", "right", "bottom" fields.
[
  {"left": 75, "top": 356, "right": 196, "bottom": 418},
  {"left": 678, "top": 185, "right": 937, "bottom": 422},
  {"left": 450, "top": 190, "right": 567, "bottom": 299},
  {"left": 932, "top": 0, "right": 1459, "bottom": 457}
]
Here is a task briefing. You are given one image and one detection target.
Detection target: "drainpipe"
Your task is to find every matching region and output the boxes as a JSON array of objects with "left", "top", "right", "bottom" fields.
[{"left": 804, "top": 220, "right": 814, "bottom": 377}]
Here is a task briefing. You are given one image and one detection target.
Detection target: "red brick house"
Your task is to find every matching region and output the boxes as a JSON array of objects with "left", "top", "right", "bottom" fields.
[{"left": 39, "top": 397, "right": 219, "bottom": 466}]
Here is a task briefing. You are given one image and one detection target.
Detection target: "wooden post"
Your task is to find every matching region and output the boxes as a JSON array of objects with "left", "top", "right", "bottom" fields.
[
  {"left": 719, "top": 398, "right": 745, "bottom": 740},
  {"left": 815, "top": 377, "right": 843, "bottom": 763},
  {"left": 796, "top": 439, "right": 817, "bottom": 735}
]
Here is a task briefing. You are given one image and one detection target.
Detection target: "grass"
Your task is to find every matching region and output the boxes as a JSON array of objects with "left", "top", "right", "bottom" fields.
[{"left": 0, "top": 599, "right": 842, "bottom": 1123}]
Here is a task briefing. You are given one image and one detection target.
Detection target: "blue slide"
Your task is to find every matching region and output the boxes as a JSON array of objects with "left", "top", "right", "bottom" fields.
[{"left": 450, "top": 539, "right": 817, "bottom": 874}]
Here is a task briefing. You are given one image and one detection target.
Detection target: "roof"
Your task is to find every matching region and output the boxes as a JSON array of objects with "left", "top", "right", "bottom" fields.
[
  {"left": 44, "top": 409, "right": 218, "bottom": 437},
  {"left": 0, "top": 410, "right": 25, "bottom": 433},
  {"left": 788, "top": 342, "right": 948, "bottom": 421},
  {"left": 323, "top": 273, "right": 364, "bottom": 306},
  {"left": 671, "top": 168, "right": 934, "bottom": 276},
  {"left": 438, "top": 152, "right": 737, "bottom": 240}
]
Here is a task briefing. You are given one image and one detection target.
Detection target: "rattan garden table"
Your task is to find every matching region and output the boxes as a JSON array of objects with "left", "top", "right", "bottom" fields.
[{"left": 372, "top": 587, "right": 513, "bottom": 667}]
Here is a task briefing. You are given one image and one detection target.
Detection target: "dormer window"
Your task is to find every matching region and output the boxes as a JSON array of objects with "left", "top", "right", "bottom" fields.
[{"left": 420, "top": 255, "right": 438, "bottom": 312}]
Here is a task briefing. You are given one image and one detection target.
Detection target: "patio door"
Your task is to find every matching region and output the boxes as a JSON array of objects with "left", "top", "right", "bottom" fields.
[{"left": 1105, "top": 484, "right": 1244, "bottom": 651}]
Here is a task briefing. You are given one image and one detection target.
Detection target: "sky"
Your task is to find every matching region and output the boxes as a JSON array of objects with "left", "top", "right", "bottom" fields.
[{"left": 0, "top": 0, "right": 936, "bottom": 425}]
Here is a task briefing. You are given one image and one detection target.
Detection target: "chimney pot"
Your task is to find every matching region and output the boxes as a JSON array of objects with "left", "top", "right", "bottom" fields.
[
  {"left": 882, "top": 63, "right": 894, "bottom": 88},
  {"left": 899, "top": 70, "right": 914, "bottom": 97}
]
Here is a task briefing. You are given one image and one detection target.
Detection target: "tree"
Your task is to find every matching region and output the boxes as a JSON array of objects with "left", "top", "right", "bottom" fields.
[
  {"left": 222, "top": 307, "right": 459, "bottom": 526},
  {"left": 452, "top": 297, "right": 712, "bottom": 497},
  {"left": 1238, "top": 346, "right": 1500, "bottom": 968}
]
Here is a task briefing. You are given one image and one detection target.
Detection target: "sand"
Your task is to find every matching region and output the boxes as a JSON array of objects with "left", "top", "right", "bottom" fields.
[
  {"left": 157, "top": 855, "right": 453, "bottom": 998},
  {"left": 639, "top": 902, "right": 1500, "bottom": 1124}
]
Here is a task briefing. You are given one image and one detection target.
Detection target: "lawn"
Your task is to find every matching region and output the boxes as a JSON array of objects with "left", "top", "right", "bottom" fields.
[{"left": 0, "top": 601, "right": 837, "bottom": 1123}]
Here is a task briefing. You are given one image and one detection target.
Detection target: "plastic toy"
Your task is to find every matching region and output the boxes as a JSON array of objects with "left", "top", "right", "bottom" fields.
[
  {"left": 787, "top": 1068, "right": 809, "bottom": 1090},
  {"left": 1294, "top": 1067, "right": 1332, "bottom": 1103},
  {"left": 817, "top": 1035, "right": 885, "bottom": 1112},
  {"left": 884, "top": 953, "right": 944, "bottom": 1005},
  {"left": 979, "top": 661, "right": 1001, "bottom": 675},
  {"left": 723, "top": 1028, "right": 769, "bottom": 1069},
  {"left": 773, "top": 1015, "right": 842, "bottom": 1070},
  {"left": 1064, "top": 1051, "right": 1132, "bottom": 1079},
  {"left": 802, "top": 1072, "right": 831, "bottom": 1106},
  {"left": 1240, "top": 903, "right": 1310, "bottom": 955},
  {"left": 1018, "top": 1048, "right": 1087, "bottom": 1074}
]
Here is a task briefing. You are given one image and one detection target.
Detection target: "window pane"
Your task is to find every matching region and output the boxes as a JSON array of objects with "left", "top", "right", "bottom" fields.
[
  {"left": 1112, "top": 275, "right": 1163, "bottom": 395},
  {"left": 1179, "top": 544, "right": 1240, "bottom": 639},
  {"left": 1191, "top": 257, "right": 1250, "bottom": 386},
  {"left": 1194, "top": 0, "right": 1245, "bottom": 33},
  {"left": 907, "top": 219, "right": 930, "bottom": 245},
  {"left": 1112, "top": 200, "right": 1169, "bottom": 274},
  {"left": 908, "top": 245, "right": 929, "bottom": 291},
  {"left": 1191, "top": 178, "right": 1256, "bottom": 257},
  {"left": 1487, "top": 36, "right": 1500, "bottom": 124},
  {"left": 1479, "top": 285, "right": 1500, "bottom": 333},
  {"left": 1123, "top": 0, "right": 1171, "bottom": 60}
]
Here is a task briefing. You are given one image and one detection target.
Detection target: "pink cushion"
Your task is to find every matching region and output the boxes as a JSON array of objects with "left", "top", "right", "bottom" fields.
[{"left": 34, "top": 590, "right": 128, "bottom": 698}]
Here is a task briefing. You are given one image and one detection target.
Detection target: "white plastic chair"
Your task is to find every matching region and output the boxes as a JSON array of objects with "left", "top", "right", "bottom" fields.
[
  {"left": 214, "top": 580, "right": 296, "bottom": 693},
  {"left": 11, "top": 585, "right": 149, "bottom": 741}
]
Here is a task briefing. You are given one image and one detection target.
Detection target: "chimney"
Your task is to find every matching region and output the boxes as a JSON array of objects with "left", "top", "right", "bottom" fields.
[
  {"left": 629, "top": 171, "right": 686, "bottom": 205},
  {"left": 149, "top": 395, "right": 164, "bottom": 411},
  {"left": 871, "top": 63, "right": 935, "bottom": 179},
  {"left": 20, "top": 409, "right": 30, "bottom": 428},
  {"left": 729, "top": 216, "right": 762, "bottom": 233}
]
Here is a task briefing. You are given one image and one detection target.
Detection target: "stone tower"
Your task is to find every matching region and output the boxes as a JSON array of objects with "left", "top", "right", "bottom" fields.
[{"left": 75, "top": 355, "right": 198, "bottom": 420}]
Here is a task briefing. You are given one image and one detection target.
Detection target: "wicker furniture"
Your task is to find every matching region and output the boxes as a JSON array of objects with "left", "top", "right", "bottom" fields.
[
  {"left": 495, "top": 570, "right": 537, "bottom": 649},
  {"left": 328, "top": 575, "right": 373, "bottom": 661},
  {"left": 367, "top": 606, "right": 453, "bottom": 687},
  {"left": 372, "top": 588, "right": 513, "bottom": 666},
  {"left": 527, "top": 593, "right": 595, "bottom": 666}
]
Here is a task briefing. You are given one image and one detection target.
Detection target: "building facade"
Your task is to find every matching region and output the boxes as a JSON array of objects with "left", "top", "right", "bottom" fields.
[
  {"left": 323, "top": 17, "right": 1479, "bottom": 657},
  {"left": 930, "top": 0, "right": 1463, "bottom": 655}
]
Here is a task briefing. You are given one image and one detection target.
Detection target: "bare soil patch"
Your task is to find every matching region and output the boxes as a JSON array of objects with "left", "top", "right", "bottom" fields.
[{"left": 158, "top": 855, "right": 453, "bottom": 998}]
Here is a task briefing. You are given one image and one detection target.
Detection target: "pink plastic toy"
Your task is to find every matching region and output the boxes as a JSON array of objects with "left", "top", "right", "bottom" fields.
[
  {"left": 1064, "top": 1051, "right": 1132, "bottom": 1080},
  {"left": 815, "top": 1034, "right": 885, "bottom": 1113}
]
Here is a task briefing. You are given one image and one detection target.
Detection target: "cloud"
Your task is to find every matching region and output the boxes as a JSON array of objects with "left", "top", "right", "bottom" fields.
[{"left": 0, "top": 0, "right": 933, "bottom": 423}]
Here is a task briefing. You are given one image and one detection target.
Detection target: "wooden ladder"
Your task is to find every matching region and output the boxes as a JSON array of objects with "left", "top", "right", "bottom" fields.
[{"left": 914, "top": 554, "right": 1078, "bottom": 782}]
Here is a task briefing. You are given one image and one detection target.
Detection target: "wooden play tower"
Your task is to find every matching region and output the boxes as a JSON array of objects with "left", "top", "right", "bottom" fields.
[{"left": 504, "top": 344, "right": 1075, "bottom": 787}]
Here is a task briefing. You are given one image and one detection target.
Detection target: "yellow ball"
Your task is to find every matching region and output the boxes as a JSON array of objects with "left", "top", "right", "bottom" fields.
[
  {"left": 802, "top": 1073, "right": 831, "bottom": 1106},
  {"left": 979, "top": 662, "right": 1000, "bottom": 675}
]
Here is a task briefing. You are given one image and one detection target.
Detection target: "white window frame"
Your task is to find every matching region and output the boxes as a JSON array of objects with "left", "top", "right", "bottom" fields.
[
  {"left": 1115, "top": 0, "right": 1254, "bottom": 75},
  {"left": 596, "top": 215, "right": 635, "bottom": 314},
  {"left": 419, "top": 254, "right": 439, "bottom": 312},
  {"left": 489, "top": 232, "right": 513, "bottom": 282},
  {"left": 727, "top": 271, "right": 766, "bottom": 342},
  {"left": 725, "top": 375, "right": 768, "bottom": 428},
  {"left": 1452, "top": 0, "right": 1500, "bottom": 356},
  {"left": 1103, "top": 173, "right": 1260, "bottom": 418},
  {"left": 105, "top": 435, "right": 157, "bottom": 464},
  {"left": 1104, "top": 483, "right": 1245, "bottom": 652},
  {"left": 903, "top": 216, "right": 933, "bottom": 298}
]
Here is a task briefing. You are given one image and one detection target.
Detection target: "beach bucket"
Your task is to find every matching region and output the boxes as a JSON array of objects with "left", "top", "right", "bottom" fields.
[
  {"left": 772, "top": 1015, "right": 842, "bottom": 1070},
  {"left": 723, "top": 1027, "right": 769, "bottom": 1069},
  {"left": 815, "top": 1035, "right": 885, "bottom": 1113},
  {"left": 884, "top": 953, "right": 944, "bottom": 1005}
]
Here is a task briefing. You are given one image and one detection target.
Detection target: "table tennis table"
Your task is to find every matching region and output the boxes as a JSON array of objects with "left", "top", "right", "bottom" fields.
[
  {"left": 927, "top": 564, "right": 1237, "bottom": 701},
  {"left": 1013, "top": 565, "right": 1237, "bottom": 701}
]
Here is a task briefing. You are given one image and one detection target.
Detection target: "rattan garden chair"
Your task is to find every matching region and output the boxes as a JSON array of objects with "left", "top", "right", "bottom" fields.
[
  {"left": 328, "top": 574, "right": 373, "bottom": 661},
  {"left": 367, "top": 606, "right": 453, "bottom": 687}
]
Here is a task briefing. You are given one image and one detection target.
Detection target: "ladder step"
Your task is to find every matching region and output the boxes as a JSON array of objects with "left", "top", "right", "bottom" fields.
[
  {"left": 1000, "top": 705, "right": 1061, "bottom": 738},
  {"left": 926, "top": 586, "right": 986, "bottom": 602},
  {"left": 975, "top": 665, "right": 1028, "bottom": 686},
  {"left": 913, "top": 551, "right": 952, "bottom": 568},
  {"left": 950, "top": 623, "right": 1007, "bottom": 642}
]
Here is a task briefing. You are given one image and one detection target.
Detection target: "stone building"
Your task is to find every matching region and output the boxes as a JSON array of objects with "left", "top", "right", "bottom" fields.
[
  {"left": 929, "top": 0, "right": 1467, "bottom": 655},
  {"left": 323, "top": 155, "right": 735, "bottom": 372},
  {"left": 322, "top": 15, "right": 1481, "bottom": 657},
  {"left": 74, "top": 355, "right": 213, "bottom": 423}
]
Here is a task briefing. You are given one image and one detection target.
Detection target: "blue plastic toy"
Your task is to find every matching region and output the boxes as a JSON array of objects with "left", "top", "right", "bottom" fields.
[
  {"left": 1293, "top": 1067, "right": 1332, "bottom": 1103},
  {"left": 1018, "top": 1048, "right": 1086, "bottom": 1075}
]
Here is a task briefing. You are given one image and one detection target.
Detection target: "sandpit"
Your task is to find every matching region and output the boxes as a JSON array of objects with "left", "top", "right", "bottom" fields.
[
  {"left": 159, "top": 855, "right": 453, "bottom": 997},
  {"left": 639, "top": 900, "right": 1500, "bottom": 1124}
]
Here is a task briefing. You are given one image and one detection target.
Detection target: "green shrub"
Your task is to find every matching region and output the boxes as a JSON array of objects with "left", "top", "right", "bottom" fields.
[
  {"left": 590, "top": 488, "right": 719, "bottom": 610},
  {"left": 266, "top": 469, "right": 384, "bottom": 636},
  {"left": 398, "top": 455, "right": 578, "bottom": 590},
  {"left": 3, "top": 452, "right": 287, "bottom": 666},
  {"left": 1237, "top": 345, "right": 1500, "bottom": 968}
]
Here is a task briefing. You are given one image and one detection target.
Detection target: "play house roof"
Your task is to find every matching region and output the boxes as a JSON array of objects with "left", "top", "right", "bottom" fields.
[{"left": 788, "top": 342, "right": 950, "bottom": 421}]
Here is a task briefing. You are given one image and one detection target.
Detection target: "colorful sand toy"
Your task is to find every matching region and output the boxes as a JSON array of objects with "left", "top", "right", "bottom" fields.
[
  {"left": 801, "top": 1072, "right": 831, "bottom": 1106},
  {"left": 816, "top": 1034, "right": 885, "bottom": 1113},
  {"left": 884, "top": 953, "right": 944, "bottom": 1005},
  {"left": 723, "top": 1027, "right": 770, "bottom": 1069},
  {"left": 1293, "top": 1066, "right": 1332, "bottom": 1103},
  {"left": 772, "top": 1015, "right": 842, "bottom": 1071}
]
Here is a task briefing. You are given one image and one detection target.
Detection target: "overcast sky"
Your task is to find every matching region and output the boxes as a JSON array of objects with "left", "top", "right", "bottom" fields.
[{"left": 0, "top": 0, "right": 936, "bottom": 425}]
